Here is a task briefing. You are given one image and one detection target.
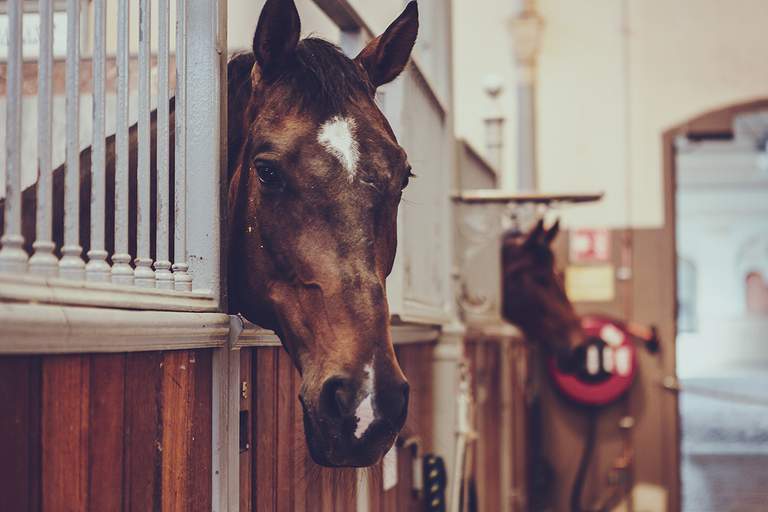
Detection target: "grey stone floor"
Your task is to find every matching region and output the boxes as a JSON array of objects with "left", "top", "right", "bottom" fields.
[{"left": 680, "top": 377, "right": 768, "bottom": 512}]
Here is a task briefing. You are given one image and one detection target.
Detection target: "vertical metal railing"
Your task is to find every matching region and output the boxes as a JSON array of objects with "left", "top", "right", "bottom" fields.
[
  {"left": 173, "top": 0, "right": 192, "bottom": 291},
  {"left": 59, "top": 0, "right": 85, "bottom": 279},
  {"left": 112, "top": 0, "right": 134, "bottom": 285},
  {"left": 28, "top": 0, "right": 58, "bottom": 276},
  {"left": 135, "top": 0, "right": 155, "bottom": 287},
  {"left": 86, "top": 0, "right": 110, "bottom": 281},
  {"left": 0, "top": 0, "right": 27, "bottom": 273},
  {"left": 0, "top": 0, "right": 221, "bottom": 299},
  {"left": 155, "top": 0, "right": 173, "bottom": 289}
]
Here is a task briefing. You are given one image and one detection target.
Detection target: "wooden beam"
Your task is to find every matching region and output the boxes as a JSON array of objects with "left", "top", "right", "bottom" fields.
[{"left": 452, "top": 189, "right": 604, "bottom": 205}]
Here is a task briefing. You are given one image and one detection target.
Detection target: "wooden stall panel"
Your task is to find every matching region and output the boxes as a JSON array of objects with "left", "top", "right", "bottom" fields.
[
  {"left": 88, "top": 354, "right": 126, "bottom": 512},
  {"left": 251, "top": 347, "right": 277, "bottom": 511},
  {"left": 465, "top": 339, "right": 531, "bottom": 512},
  {"left": 125, "top": 352, "right": 164, "bottom": 512},
  {"left": 466, "top": 341, "right": 502, "bottom": 512},
  {"left": 43, "top": 355, "right": 90, "bottom": 511},
  {"left": 246, "top": 342, "right": 434, "bottom": 511},
  {"left": 250, "top": 346, "right": 350, "bottom": 512},
  {"left": 0, "top": 357, "right": 41, "bottom": 512},
  {"left": 0, "top": 350, "right": 212, "bottom": 512},
  {"left": 361, "top": 343, "right": 437, "bottom": 512},
  {"left": 161, "top": 351, "right": 194, "bottom": 512}
]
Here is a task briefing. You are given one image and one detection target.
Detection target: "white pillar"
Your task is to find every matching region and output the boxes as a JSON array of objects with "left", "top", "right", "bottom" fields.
[
  {"left": 509, "top": 2, "right": 544, "bottom": 193},
  {"left": 432, "top": 322, "right": 465, "bottom": 511}
]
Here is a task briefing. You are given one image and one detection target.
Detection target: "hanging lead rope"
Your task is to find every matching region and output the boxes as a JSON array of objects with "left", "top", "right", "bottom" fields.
[{"left": 570, "top": 408, "right": 600, "bottom": 512}]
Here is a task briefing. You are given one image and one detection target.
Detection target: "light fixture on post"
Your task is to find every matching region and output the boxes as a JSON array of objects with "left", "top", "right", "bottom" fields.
[{"left": 483, "top": 74, "right": 506, "bottom": 175}]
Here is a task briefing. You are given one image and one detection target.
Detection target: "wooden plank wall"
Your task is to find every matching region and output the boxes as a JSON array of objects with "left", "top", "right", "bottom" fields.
[
  {"left": 465, "top": 339, "right": 530, "bottom": 512},
  {"left": 244, "top": 342, "right": 435, "bottom": 512},
  {"left": 544, "top": 228, "right": 679, "bottom": 511},
  {"left": 0, "top": 349, "right": 213, "bottom": 512}
]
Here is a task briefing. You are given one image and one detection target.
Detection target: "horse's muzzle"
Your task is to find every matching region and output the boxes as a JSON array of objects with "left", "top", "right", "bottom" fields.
[{"left": 299, "top": 377, "right": 409, "bottom": 467}]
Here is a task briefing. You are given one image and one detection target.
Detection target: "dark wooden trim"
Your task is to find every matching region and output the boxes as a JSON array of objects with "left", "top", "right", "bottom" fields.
[{"left": 0, "top": 356, "right": 42, "bottom": 512}]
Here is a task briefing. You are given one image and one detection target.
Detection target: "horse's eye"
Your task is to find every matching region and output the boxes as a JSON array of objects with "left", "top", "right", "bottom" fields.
[
  {"left": 255, "top": 163, "right": 285, "bottom": 191},
  {"left": 401, "top": 169, "right": 415, "bottom": 191}
]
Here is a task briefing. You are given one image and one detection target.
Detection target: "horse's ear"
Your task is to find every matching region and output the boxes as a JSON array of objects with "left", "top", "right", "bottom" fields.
[
  {"left": 252, "top": 0, "right": 301, "bottom": 78},
  {"left": 354, "top": 1, "right": 418, "bottom": 88},
  {"left": 544, "top": 219, "right": 560, "bottom": 245},
  {"left": 524, "top": 218, "right": 546, "bottom": 248}
]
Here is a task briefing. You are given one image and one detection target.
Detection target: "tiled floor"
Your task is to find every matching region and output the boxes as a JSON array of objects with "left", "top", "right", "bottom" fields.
[{"left": 680, "top": 377, "right": 768, "bottom": 511}]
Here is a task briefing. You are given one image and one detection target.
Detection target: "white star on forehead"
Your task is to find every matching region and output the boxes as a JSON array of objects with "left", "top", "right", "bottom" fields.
[{"left": 318, "top": 116, "right": 360, "bottom": 182}]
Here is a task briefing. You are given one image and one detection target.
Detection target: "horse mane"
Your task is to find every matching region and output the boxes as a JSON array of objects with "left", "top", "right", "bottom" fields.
[{"left": 272, "top": 38, "right": 373, "bottom": 116}]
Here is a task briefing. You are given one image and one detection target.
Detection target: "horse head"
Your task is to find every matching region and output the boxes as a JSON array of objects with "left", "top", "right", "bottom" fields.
[
  {"left": 502, "top": 219, "right": 583, "bottom": 354},
  {"left": 227, "top": 0, "right": 418, "bottom": 467}
]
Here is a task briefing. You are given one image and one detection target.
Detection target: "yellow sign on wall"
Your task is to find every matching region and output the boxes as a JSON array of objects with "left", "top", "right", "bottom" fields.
[{"left": 565, "top": 265, "right": 615, "bottom": 302}]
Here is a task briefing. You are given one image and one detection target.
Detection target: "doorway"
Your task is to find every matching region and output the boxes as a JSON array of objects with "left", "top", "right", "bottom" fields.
[{"left": 670, "top": 101, "right": 768, "bottom": 511}]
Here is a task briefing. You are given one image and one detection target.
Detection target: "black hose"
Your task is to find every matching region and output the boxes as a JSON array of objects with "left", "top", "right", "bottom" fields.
[{"left": 570, "top": 409, "right": 599, "bottom": 512}]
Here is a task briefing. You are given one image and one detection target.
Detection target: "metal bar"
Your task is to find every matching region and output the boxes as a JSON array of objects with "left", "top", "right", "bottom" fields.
[
  {"left": 29, "top": 0, "right": 58, "bottom": 277},
  {"left": 184, "top": 0, "right": 222, "bottom": 296},
  {"left": 0, "top": 0, "right": 28, "bottom": 274},
  {"left": 112, "top": 0, "right": 133, "bottom": 285},
  {"left": 134, "top": 0, "right": 155, "bottom": 287},
  {"left": 59, "top": 0, "right": 85, "bottom": 280},
  {"left": 154, "top": 0, "right": 173, "bottom": 289},
  {"left": 211, "top": 331, "right": 241, "bottom": 512},
  {"left": 172, "top": 0, "right": 192, "bottom": 291},
  {"left": 85, "top": 0, "right": 110, "bottom": 281}
]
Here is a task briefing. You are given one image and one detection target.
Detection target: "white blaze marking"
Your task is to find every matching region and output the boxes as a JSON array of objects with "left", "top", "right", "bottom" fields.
[
  {"left": 354, "top": 395, "right": 375, "bottom": 439},
  {"left": 318, "top": 116, "right": 359, "bottom": 181},
  {"left": 354, "top": 362, "right": 375, "bottom": 439}
]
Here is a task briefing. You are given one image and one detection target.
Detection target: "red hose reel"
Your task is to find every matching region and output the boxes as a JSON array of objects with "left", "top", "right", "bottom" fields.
[{"left": 548, "top": 315, "right": 639, "bottom": 407}]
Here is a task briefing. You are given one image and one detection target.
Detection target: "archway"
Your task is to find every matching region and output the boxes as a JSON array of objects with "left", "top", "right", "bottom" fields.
[{"left": 663, "top": 98, "right": 768, "bottom": 511}]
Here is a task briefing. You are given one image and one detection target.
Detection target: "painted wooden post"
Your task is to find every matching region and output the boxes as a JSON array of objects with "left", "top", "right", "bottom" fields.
[
  {"left": 86, "top": 0, "right": 111, "bottom": 282},
  {"left": 135, "top": 0, "right": 156, "bottom": 287},
  {"left": 0, "top": 0, "right": 28, "bottom": 274},
  {"left": 155, "top": 0, "right": 173, "bottom": 289},
  {"left": 112, "top": 0, "right": 133, "bottom": 285},
  {"left": 59, "top": 0, "right": 86, "bottom": 280},
  {"left": 173, "top": 0, "right": 193, "bottom": 291},
  {"left": 29, "top": 0, "right": 58, "bottom": 277},
  {"left": 184, "top": 0, "right": 222, "bottom": 297}
]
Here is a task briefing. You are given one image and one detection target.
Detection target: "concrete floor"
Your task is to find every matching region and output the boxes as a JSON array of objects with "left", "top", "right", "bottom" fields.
[{"left": 680, "top": 377, "right": 768, "bottom": 511}]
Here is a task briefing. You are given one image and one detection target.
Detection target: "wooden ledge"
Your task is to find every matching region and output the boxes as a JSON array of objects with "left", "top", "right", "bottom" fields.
[
  {"left": 452, "top": 189, "right": 604, "bottom": 205},
  {"left": 0, "top": 303, "right": 229, "bottom": 354}
]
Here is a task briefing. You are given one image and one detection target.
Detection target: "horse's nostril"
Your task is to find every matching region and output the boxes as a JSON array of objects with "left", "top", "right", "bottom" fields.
[
  {"left": 379, "top": 381, "right": 409, "bottom": 426},
  {"left": 320, "top": 375, "right": 356, "bottom": 418}
]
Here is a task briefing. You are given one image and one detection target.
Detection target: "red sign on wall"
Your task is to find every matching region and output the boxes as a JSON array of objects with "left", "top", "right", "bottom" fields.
[{"left": 569, "top": 228, "right": 611, "bottom": 263}]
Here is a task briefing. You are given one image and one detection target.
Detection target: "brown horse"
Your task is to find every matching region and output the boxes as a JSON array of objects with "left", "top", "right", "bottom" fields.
[
  {"left": 3, "top": 0, "right": 420, "bottom": 467},
  {"left": 502, "top": 219, "right": 583, "bottom": 355},
  {"left": 227, "top": 0, "right": 419, "bottom": 467},
  {"left": 502, "top": 219, "right": 658, "bottom": 356}
]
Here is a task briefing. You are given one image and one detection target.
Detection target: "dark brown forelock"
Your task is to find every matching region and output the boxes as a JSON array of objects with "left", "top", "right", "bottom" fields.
[{"left": 266, "top": 38, "right": 373, "bottom": 117}]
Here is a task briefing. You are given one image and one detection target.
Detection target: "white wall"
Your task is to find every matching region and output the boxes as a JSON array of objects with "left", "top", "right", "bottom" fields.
[
  {"left": 543, "top": 0, "right": 768, "bottom": 228},
  {"left": 451, "top": 0, "right": 519, "bottom": 188},
  {"left": 452, "top": 0, "right": 768, "bottom": 228},
  {"left": 228, "top": 0, "right": 340, "bottom": 52}
]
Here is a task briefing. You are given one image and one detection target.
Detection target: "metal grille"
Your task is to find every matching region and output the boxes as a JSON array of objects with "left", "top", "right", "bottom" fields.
[{"left": 0, "top": 0, "right": 220, "bottom": 296}]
